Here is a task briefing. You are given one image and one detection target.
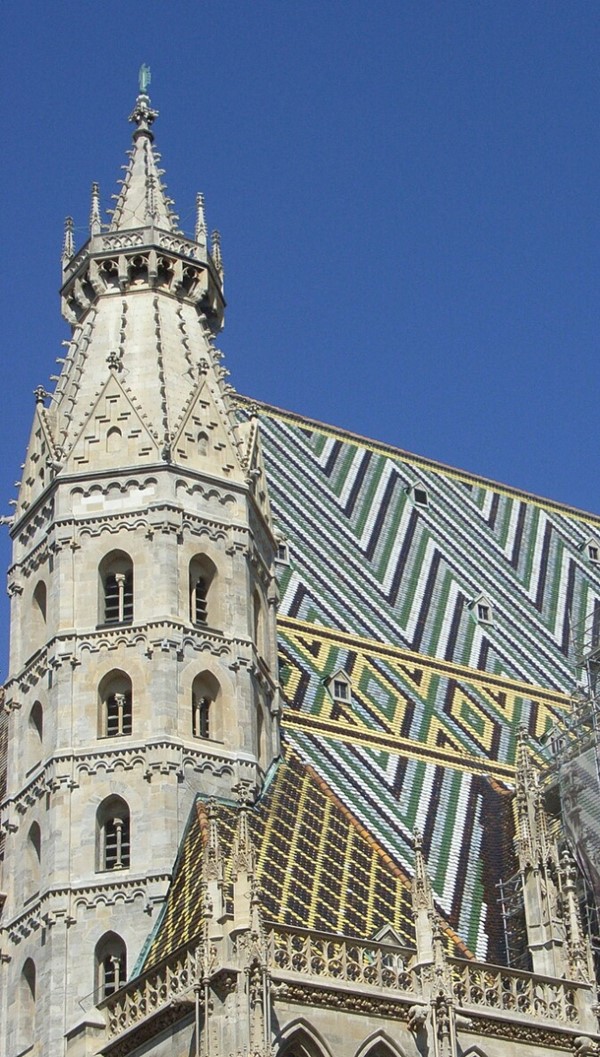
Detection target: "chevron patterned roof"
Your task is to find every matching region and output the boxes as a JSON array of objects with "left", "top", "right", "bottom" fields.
[
  {"left": 248, "top": 400, "right": 600, "bottom": 960},
  {"left": 145, "top": 400, "right": 600, "bottom": 967}
]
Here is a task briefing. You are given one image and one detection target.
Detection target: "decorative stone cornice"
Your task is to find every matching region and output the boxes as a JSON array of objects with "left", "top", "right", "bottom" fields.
[{"left": 1, "top": 871, "right": 172, "bottom": 940}]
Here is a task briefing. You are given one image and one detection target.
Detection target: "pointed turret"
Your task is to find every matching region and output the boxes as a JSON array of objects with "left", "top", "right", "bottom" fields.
[
  {"left": 60, "top": 76, "right": 225, "bottom": 335},
  {"left": 108, "top": 88, "right": 175, "bottom": 232}
]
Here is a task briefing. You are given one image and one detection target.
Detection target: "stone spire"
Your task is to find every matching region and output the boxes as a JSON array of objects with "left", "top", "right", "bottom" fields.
[{"left": 108, "top": 81, "right": 175, "bottom": 233}]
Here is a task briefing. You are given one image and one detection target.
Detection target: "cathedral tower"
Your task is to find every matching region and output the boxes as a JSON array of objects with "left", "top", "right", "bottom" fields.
[{"left": 0, "top": 80, "right": 280, "bottom": 1057}]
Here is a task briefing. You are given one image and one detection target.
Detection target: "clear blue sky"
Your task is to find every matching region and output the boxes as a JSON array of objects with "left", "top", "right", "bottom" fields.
[{"left": 0, "top": 1, "right": 599, "bottom": 675}]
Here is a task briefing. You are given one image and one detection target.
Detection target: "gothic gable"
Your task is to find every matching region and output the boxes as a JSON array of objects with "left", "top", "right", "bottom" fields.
[
  {"left": 171, "top": 378, "right": 246, "bottom": 481},
  {"left": 63, "top": 372, "right": 159, "bottom": 473},
  {"left": 16, "top": 405, "right": 58, "bottom": 517}
]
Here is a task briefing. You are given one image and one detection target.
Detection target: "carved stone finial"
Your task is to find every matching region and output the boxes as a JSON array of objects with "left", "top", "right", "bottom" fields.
[
  {"left": 230, "top": 791, "right": 256, "bottom": 879},
  {"left": 34, "top": 386, "right": 49, "bottom": 405},
  {"left": 106, "top": 351, "right": 122, "bottom": 372},
  {"left": 195, "top": 192, "right": 207, "bottom": 250},
  {"left": 90, "top": 182, "right": 101, "bottom": 235},
  {"left": 129, "top": 82, "right": 158, "bottom": 136},
  {"left": 204, "top": 799, "right": 223, "bottom": 882},
  {"left": 62, "top": 216, "right": 74, "bottom": 267},
  {"left": 412, "top": 827, "right": 434, "bottom": 912},
  {"left": 211, "top": 229, "right": 223, "bottom": 278},
  {"left": 146, "top": 173, "right": 157, "bottom": 220}
]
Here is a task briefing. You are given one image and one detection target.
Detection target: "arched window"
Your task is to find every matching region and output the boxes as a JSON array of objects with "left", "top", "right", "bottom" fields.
[
  {"left": 33, "top": 580, "right": 47, "bottom": 623},
  {"left": 278, "top": 1025, "right": 329, "bottom": 1057},
  {"left": 106, "top": 426, "right": 122, "bottom": 454},
  {"left": 189, "top": 555, "right": 217, "bottom": 627},
  {"left": 97, "top": 797, "right": 130, "bottom": 871},
  {"left": 198, "top": 431, "right": 209, "bottom": 456},
  {"left": 19, "top": 959, "right": 36, "bottom": 1049},
  {"left": 99, "top": 551, "right": 133, "bottom": 626},
  {"left": 28, "top": 701, "right": 43, "bottom": 769},
  {"left": 26, "top": 822, "right": 41, "bottom": 896},
  {"left": 98, "top": 671, "right": 133, "bottom": 738},
  {"left": 95, "top": 932, "right": 127, "bottom": 1000},
  {"left": 192, "top": 672, "right": 220, "bottom": 740}
]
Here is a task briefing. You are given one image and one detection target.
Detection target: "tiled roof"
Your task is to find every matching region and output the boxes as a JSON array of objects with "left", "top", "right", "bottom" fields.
[
  {"left": 141, "top": 750, "right": 484, "bottom": 972},
  {"left": 247, "top": 402, "right": 593, "bottom": 959},
  {"left": 144, "top": 400, "right": 594, "bottom": 967},
  {"left": 253, "top": 400, "right": 600, "bottom": 689}
]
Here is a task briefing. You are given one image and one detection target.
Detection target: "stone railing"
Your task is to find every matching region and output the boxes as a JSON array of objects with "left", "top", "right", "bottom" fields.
[
  {"left": 103, "top": 941, "right": 198, "bottom": 1038},
  {"left": 267, "top": 924, "right": 414, "bottom": 994},
  {"left": 100, "top": 927, "right": 592, "bottom": 1043},
  {"left": 450, "top": 958, "right": 580, "bottom": 1025}
]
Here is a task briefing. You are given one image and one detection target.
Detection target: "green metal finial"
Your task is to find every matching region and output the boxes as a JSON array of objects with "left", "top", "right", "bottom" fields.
[{"left": 139, "top": 64, "right": 151, "bottom": 95}]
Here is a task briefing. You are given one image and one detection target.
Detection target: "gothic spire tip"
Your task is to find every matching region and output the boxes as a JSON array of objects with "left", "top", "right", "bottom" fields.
[{"left": 129, "top": 64, "right": 158, "bottom": 136}]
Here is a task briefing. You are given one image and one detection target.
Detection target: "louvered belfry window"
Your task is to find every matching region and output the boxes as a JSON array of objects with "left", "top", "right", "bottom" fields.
[
  {"left": 104, "top": 570, "right": 133, "bottom": 624},
  {"left": 104, "top": 814, "right": 130, "bottom": 870},
  {"left": 106, "top": 692, "right": 132, "bottom": 737},
  {"left": 193, "top": 577, "right": 208, "bottom": 625}
]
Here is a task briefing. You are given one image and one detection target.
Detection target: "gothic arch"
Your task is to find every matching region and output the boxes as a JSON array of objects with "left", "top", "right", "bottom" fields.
[
  {"left": 26, "top": 822, "right": 41, "bottom": 897},
  {"left": 95, "top": 931, "right": 127, "bottom": 1000},
  {"left": 99, "top": 550, "right": 134, "bottom": 625},
  {"left": 18, "top": 958, "right": 36, "bottom": 1050},
  {"left": 33, "top": 580, "right": 47, "bottom": 622},
  {"left": 275, "top": 1018, "right": 333, "bottom": 1057},
  {"left": 98, "top": 669, "right": 133, "bottom": 737},
  {"left": 31, "top": 579, "right": 47, "bottom": 649},
  {"left": 253, "top": 586, "right": 267, "bottom": 659},
  {"left": 191, "top": 670, "right": 221, "bottom": 740},
  {"left": 462, "top": 1048, "right": 491, "bottom": 1057},
  {"left": 355, "top": 1031, "right": 407, "bottom": 1057},
  {"left": 189, "top": 553, "right": 218, "bottom": 627},
  {"left": 96, "top": 795, "right": 131, "bottom": 871},
  {"left": 28, "top": 700, "right": 43, "bottom": 769}
]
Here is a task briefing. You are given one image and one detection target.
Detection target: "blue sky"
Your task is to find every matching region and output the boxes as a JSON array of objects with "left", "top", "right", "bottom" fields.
[{"left": 0, "top": 2, "right": 599, "bottom": 674}]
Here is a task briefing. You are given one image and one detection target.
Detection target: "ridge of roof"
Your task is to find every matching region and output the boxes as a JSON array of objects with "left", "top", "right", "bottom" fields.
[{"left": 237, "top": 395, "right": 600, "bottom": 526}]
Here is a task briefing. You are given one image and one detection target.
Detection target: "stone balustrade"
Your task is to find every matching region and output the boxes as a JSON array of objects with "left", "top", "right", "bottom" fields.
[
  {"left": 101, "top": 924, "right": 593, "bottom": 1042},
  {"left": 104, "top": 941, "right": 197, "bottom": 1039},
  {"left": 449, "top": 957, "right": 581, "bottom": 1025}
]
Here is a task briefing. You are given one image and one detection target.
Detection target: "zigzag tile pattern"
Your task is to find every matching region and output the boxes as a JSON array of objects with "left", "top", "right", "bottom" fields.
[
  {"left": 278, "top": 619, "right": 558, "bottom": 957},
  {"left": 252, "top": 404, "right": 600, "bottom": 690},
  {"left": 234, "top": 401, "right": 600, "bottom": 959}
]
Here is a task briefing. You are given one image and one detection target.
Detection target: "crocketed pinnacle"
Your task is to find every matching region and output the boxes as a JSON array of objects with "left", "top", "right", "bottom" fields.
[{"left": 108, "top": 88, "right": 176, "bottom": 233}]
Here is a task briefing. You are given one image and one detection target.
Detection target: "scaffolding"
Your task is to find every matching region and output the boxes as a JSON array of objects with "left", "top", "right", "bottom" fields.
[
  {"left": 496, "top": 607, "right": 600, "bottom": 971},
  {"left": 542, "top": 606, "right": 600, "bottom": 964},
  {"left": 496, "top": 871, "right": 530, "bottom": 970}
]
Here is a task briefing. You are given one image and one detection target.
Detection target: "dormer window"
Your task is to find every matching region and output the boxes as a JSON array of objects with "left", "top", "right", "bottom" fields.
[
  {"left": 326, "top": 669, "right": 352, "bottom": 705},
  {"left": 471, "top": 593, "right": 494, "bottom": 625},
  {"left": 333, "top": 679, "right": 348, "bottom": 700},
  {"left": 580, "top": 537, "right": 600, "bottom": 565},
  {"left": 276, "top": 542, "right": 289, "bottom": 564},
  {"left": 471, "top": 591, "right": 494, "bottom": 621},
  {"left": 405, "top": 484, "right": 429, "bottom": 508}
]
